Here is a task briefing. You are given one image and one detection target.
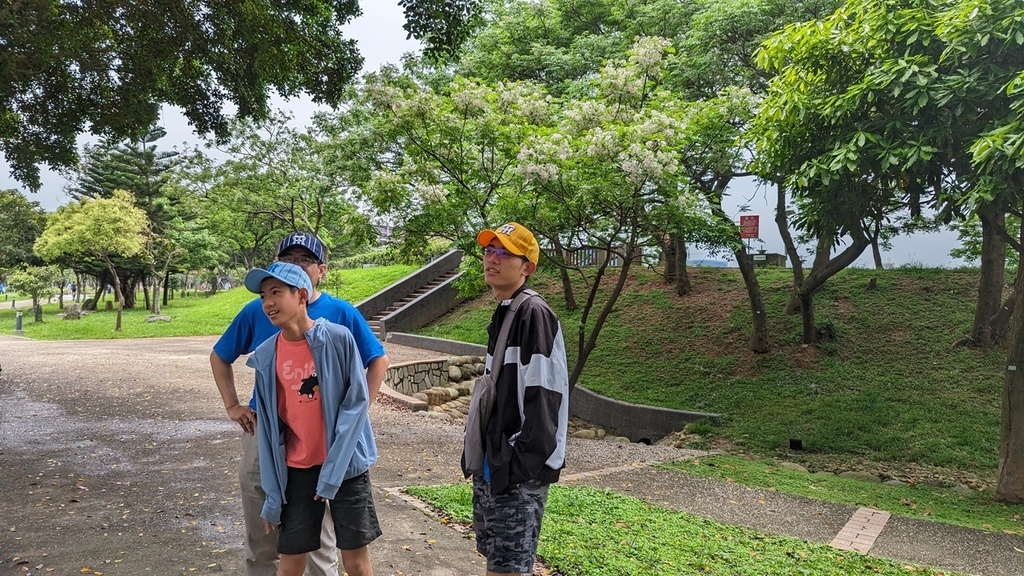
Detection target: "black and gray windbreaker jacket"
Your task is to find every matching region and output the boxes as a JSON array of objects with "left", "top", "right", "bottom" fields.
[{"left": 461, "top": 285, "right": 570, "bottom": 494}]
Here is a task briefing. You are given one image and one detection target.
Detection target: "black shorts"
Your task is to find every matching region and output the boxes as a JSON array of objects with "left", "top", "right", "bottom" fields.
[{"left": 278, "top": 466, "right": 382, "bottom": 555}]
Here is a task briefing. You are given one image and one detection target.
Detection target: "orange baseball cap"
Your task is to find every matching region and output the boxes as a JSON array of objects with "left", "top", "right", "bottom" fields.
[{"left": 476, "top": 222, "right": 540, "bottom": 264}]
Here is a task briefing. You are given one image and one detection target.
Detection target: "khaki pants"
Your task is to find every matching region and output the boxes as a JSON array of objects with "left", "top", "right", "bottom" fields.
[{"left": 241, "top": 430, "right": 339, "bottom": 576}]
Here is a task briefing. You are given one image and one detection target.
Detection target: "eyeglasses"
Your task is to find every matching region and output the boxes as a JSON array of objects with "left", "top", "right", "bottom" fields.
[
  {"left": 279, "top": 255, "right": 320, "bottom": 266},
  {"left": 482, "top": 247, "right": 528, "bottom": 261}
]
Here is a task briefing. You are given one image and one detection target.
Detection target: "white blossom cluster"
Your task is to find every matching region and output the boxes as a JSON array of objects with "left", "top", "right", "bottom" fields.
[
  {"left": 517, "top": 133, "right": 572, "bottom": 184},
  {"left": 496, "top": 81, "right": 554, "bottom": 124},
  {"left": 364, "top": 80, "right": 403, "bottom": 111},
  {"left": 564, "top": 100, "right": 613, "bottom": 132},
  {"left": 619, "top": 141, "right": 679, "bottom": 187},
  {"left": 629, "top": 37, "right": 673, "bottom": 76},
  {"left": 450, "top": 79, "right": 490, "bottom": 116},
  {"left": 582, "top": 128, "right": 620, "bottom": 158},
  {"left": 595, "top": 37, "right": 673, "bottom": 105},
  {"left": 416, "top": 182, "right": 448, "bottom": 203}
]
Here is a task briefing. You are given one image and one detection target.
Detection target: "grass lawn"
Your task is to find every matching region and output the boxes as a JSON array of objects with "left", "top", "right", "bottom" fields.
[
  {"left": 406, "top": 483, "right": 966, "bottom": 576},
  {"left": 0, "top": 265, "right": 416, "bottom": 340},
  {"left": 417, "top": 267, "right": 1004, "bottom": 471},
  {"left": 414, "top": 265, "right": 1022, "bottom": 532}
]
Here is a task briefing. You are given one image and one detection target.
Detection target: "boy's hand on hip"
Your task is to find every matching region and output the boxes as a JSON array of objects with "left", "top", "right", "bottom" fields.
[{"left": 226, "top": 404, "right": 256, "bottom": 435}]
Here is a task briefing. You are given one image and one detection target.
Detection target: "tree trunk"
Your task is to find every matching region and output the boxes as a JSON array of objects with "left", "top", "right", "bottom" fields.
[
  {"left": 972, "top": 204, "right": 1007, "bottom": 347},
  {"left": 548, "top": 238, "right": 577, "bottom": 311},
  {"left": 559, "top": 266, "right": 577, "bottom": 312},
  {"left": 997, "top": 230, "right": 1024, "bottom": 503},
  {"left": 788, "top": 232, "right": 871, "bottom": 344},
  {"left": 86, "top": 272, "right": 108, "bottom": 311},
  {"left": 663, "top": 234, "right": 677, "bottom": 283},
  {"left": 99, "top": 259, "right": 126, "bottom": 331},
  {"left": 673, "top": 234, "right": 690, "bottom": 296},
  {"left": 120, "top": 275, "right": 138, "bottom": 309},
  {"left": 31, "top": 298, "right": 42, "bottom": 322},
  {"left": 162, "top": 269, "right": 170, "bottom": 307},
  {"left": 735, "top": 245, "right": 769, "bottom": 353},
  {"left": 871, "top": 235, "right": 884, "bottom": 270},
  {"left": 568, "top": 241, "right": 638, "bottom": 391},
  {"left": 776, "top": 181, "right": 806, "bottom": 317},
  {"left": 991, "top": 290, "right": 1015, "bottom": 343},
  {"left": 143, "top": 275, "right": 151, "bottom": 312},
  {"left": 152, "top": 279, "right": 162, "bottom": 315}
]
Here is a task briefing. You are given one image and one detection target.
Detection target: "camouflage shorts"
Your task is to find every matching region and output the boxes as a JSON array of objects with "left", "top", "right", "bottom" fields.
[{"left": 472, "top": 476, "right": 550, "bottom": 574}]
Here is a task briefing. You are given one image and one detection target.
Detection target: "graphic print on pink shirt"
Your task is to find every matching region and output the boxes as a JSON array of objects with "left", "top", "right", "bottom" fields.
[{"left": 275, "top": 333, "right": 327, "bottom": 468}]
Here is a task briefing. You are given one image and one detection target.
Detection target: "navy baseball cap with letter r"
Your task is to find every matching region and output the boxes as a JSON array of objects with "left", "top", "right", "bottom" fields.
[
  {"left": 277, "top": 231, "right": 328, "bottom": 263},
  {"left": 244, "top": 262, "right": 314, "bottom": 295}
]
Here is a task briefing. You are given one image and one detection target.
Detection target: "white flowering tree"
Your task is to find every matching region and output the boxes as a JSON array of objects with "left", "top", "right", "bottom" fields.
[
  {"left": 518, "top": 38, "right": 742, "bottom": 387},
  {"left": 339, "top": 38, "right": 744, "bottom": 388},
  {"left": 353, "top": 70, "right": 554, "bottom": 274}
]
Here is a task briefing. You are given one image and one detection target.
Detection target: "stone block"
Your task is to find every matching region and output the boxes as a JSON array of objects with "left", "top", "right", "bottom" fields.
[{"left": 448, "top": 366, "right": 462, "bottom": 382}]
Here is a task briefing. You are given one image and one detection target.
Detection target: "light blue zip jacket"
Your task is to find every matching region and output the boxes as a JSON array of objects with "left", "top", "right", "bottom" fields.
[{"left": 246, "top": 317, "right": 377, "bottom": 525}]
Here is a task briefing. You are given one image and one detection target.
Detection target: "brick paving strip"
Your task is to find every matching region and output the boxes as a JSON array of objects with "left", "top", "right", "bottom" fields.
[
  {"left": 560, "top": 461, "right": 657, "bottom": 482},
  {"left": 830, "top": 507, "right": 891, "bottom": 553}
]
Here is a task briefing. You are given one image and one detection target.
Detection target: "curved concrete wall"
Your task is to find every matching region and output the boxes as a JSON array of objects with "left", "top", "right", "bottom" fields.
[{"left": 385, "top": 332, "right": 720, "bottom": 442}]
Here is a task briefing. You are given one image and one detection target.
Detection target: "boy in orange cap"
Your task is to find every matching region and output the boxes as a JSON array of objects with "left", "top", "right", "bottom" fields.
[{"left": 463, "top": 222, "right": 569, "bottom": 576}]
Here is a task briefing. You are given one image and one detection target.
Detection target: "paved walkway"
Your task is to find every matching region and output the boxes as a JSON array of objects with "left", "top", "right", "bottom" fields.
[{"left": 0, "top": 335, "right": 1020, "bottom": 575}]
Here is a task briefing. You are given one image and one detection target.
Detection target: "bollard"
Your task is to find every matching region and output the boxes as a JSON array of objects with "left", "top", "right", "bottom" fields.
[{"left": 14, "top": 309, "right": 24, "bottom": 336}]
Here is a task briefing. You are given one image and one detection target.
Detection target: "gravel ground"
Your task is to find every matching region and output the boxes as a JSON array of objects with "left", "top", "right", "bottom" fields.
[
  {"left": 0, "top": 335, "right": 701, "bottom": 576},
  {"left": 4, "top": 335, "right": 1016, "bottom": 576}
]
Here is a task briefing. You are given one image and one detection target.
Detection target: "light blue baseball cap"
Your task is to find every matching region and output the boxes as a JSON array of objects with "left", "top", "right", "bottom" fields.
[{"left": 244, "top": 262, "right": 314, "bottom": 295}]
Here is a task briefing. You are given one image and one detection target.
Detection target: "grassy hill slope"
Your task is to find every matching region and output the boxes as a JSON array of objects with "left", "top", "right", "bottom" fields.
[{"left": 416, "top": 266, "right": 1004, "bottom": 479}]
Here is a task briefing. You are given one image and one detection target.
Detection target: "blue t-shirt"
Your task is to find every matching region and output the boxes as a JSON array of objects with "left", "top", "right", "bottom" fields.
[{"left": 213, "top": 292, "right": 385, "bottom": 409}]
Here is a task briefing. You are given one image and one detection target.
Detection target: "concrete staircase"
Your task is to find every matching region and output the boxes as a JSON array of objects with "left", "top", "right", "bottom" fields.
[
  {"left": 356, "top": 250, "right": 466, "bottom": 342},
  {"left": 366, "top": 269, "right": 459, "bottom": 339}
]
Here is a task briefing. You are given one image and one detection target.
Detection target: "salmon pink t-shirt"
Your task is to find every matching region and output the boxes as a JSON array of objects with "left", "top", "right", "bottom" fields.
[{"left": 275, "top": 333, "right": 327, "bottom": 468}]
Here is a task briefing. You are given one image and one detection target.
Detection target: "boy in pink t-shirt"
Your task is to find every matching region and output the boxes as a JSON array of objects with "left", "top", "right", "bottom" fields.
[{"left": 244, "top": 262, "right": 379, "bottom": 576}]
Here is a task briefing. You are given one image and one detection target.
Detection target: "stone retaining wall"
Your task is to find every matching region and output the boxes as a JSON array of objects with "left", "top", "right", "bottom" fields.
[{"left": 383, "top": 355, "right": 485, "bottom": 400}]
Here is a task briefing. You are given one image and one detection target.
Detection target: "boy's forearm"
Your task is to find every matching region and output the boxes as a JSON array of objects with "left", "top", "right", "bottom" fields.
[
  {"left": 365, "top": 354, "right": 390, "bottom": 403},
  {"left": 209, "top": 351, "right": 241, "bottom": 409}
]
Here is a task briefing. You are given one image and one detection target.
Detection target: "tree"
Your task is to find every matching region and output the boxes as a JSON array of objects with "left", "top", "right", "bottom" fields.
[
  {"left": 0, "top": 189, "right": 47, "bottom": 271},
  {"left": 353, "top": 38, "right": 717, "bottom": 389},
  {"left": 351, "top": 68, "right": 548, "bottom": 269},
  {"left": 6, "top": 265, "right": 60, "bottom": 323},
  {"left": 457, "top": 0, "right": 843, "bottom": 352},
  {"left": 1, "top": 0, "right": 482, "bottom": 191},
  {"left": 752, "top": 0, "right": 1023, "bottom": 348},
  {"left": 176, "top": 112, "right": 373, "bottom": 270},
  {"left": 751, "top": 0, "right": 1024, "bottom": 501},
  {"left": 520, "top": 38, "right": 736, "bottom": 385},
  {"left": 69, "top": 126, "right": 183, "bottom": 309},
  {"left": 35, "top": 190, "right": 148, "bottom": 331},
  {"left": 400, "top": 0, "right": 484, "bottom": 60}
]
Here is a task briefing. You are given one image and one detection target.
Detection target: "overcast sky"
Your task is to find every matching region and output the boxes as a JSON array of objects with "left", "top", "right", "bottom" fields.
[{"left": 1, "top": 2, "right": 966, "bottom": 268}]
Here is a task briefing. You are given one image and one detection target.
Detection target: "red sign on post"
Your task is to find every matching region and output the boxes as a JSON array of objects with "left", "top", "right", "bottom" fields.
[{"left": 739, "top": 215, "right": 760, "bottom": 239}]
